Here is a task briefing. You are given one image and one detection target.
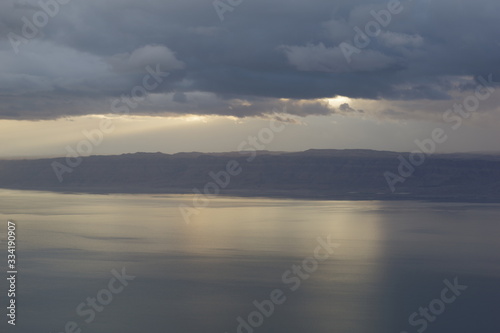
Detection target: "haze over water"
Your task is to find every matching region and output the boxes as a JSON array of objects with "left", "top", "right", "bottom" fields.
[{"left": 1, "top": 189, "right": 499, "bottom": 333}]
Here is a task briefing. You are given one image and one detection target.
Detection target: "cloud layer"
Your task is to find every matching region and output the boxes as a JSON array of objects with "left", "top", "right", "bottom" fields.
[{"left": 1, "top": 0, "right": 500, "bottom": 120}]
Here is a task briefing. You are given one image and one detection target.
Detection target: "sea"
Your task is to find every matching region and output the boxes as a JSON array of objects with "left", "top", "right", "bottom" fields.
[{"left": 0, "top": 189, "right": 499, "bottom": 333}]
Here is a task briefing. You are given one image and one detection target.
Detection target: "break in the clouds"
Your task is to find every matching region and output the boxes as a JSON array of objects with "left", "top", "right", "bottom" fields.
[{"left": 1, "top": 0, "right": 500, "bottom": 120}]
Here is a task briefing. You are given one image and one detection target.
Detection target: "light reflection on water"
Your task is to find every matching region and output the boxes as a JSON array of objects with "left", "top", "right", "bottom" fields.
[{"left": 0, "top": 189, "right": 499, "bottom": 333}]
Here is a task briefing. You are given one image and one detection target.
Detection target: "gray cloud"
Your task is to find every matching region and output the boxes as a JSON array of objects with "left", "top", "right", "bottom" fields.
[
  {"left": 0, "top": 0, "right": 499, "bottom": 120},
  {"left": 107, "top": 45, "right": 185, "bottom": 73}
]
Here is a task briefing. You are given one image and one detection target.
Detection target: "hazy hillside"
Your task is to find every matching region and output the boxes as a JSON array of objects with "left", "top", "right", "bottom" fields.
[{"left": 1, "top": 149, "right": 499, "bottom": 202}]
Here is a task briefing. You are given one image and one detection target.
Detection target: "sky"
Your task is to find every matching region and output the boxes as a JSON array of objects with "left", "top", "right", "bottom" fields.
[{"left": 1, "top": 0, "right": 500, "bottom": 157}]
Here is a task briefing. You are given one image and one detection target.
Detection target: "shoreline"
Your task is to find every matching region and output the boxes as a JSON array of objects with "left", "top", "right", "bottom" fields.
[{"left": 2, "top": 186, "right": 499, "bottom": 204}]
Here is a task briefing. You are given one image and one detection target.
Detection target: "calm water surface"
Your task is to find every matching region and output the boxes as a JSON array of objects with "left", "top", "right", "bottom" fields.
[{"left": 0, "top": 189, "right": 499, "bottom": 333}]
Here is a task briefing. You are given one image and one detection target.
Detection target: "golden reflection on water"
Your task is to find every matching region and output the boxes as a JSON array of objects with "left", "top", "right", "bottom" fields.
[{"left": 2, "top": 189, "right": 500, "bottom": 333}]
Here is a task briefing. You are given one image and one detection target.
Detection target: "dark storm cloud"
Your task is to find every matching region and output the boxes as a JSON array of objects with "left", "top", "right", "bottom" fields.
[{"left": 1, "top": 0, "right": 499, "bottom": 119}]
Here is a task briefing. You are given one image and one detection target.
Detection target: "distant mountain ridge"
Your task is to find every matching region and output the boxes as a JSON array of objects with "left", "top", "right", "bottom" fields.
[{"left": 0, "top": 149, "right": 499, "bottom": 202}]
